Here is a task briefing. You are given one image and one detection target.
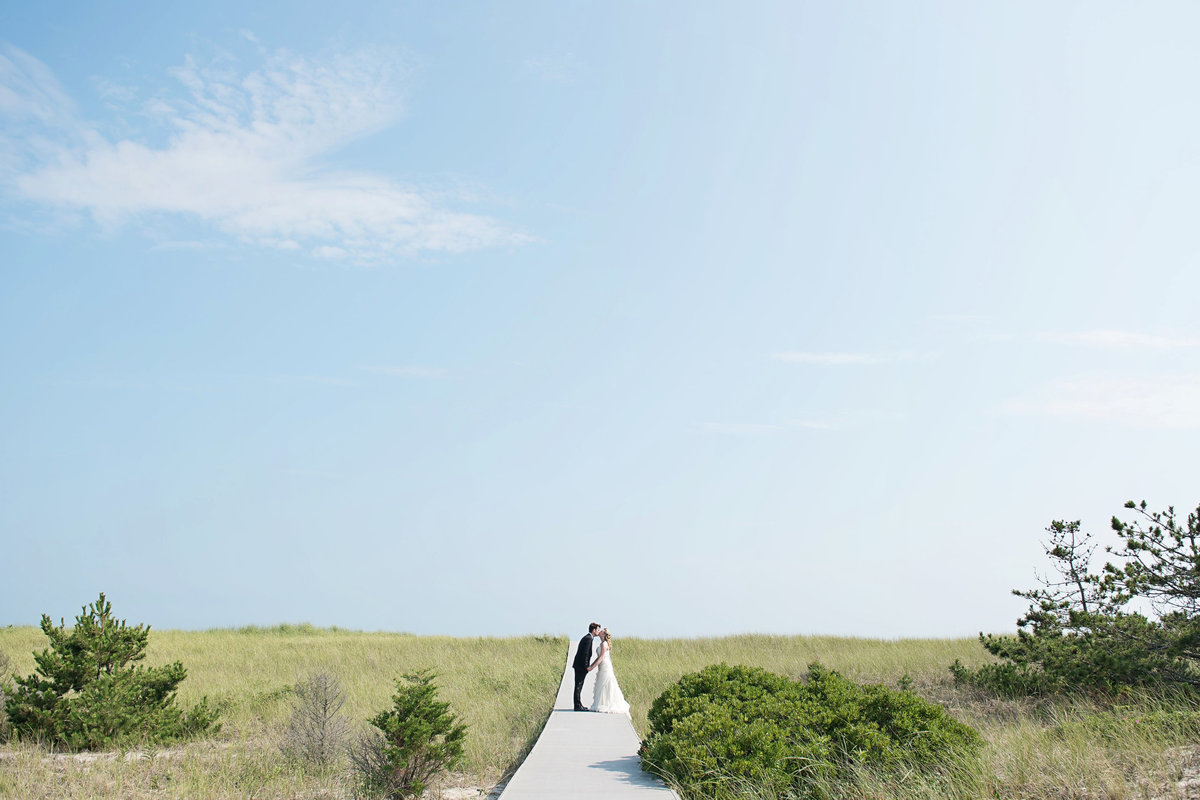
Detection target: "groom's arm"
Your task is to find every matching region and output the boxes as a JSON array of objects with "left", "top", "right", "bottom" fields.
[{"left": 587, "top": 641, "right": 603, "bottom": 671}]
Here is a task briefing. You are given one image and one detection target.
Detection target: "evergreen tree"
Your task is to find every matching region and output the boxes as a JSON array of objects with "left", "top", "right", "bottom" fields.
[
  {"left": 961, "top": 502, "right": 1200, "bottom": 695},
  {"left": 2, "top": 592, "right": 218, "bottom": 749},
  {"left": 350, "top": 670, "right": 466, "bottom": 799}
]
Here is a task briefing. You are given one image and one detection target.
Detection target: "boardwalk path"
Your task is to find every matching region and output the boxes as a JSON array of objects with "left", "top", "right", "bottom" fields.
[{"left": 498, "top": 648, "right": 680, "bottom": 799}]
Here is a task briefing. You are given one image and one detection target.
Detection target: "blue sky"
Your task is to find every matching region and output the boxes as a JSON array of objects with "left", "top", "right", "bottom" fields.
[{"left": 2, "top": 2, "right": 1198, "bottom": 638}]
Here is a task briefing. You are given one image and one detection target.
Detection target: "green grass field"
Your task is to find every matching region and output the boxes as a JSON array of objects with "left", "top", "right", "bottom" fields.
[{"left": 1, "top": 627, "right": 1197, "bottom": 799}]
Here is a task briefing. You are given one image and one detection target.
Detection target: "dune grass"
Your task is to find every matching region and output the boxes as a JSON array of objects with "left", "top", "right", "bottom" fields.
[
  {"left": 1, "top": 627, "right": 1197, "bottom": 799},
  {"left": 0, "top": 625, "right": 566, "bottom": 799},
  {"left": 609, "top": 633, "right": 993, "bottom": 737},
  {"left": 609, "top": 635, "right": 1200, "bottom": 800}
]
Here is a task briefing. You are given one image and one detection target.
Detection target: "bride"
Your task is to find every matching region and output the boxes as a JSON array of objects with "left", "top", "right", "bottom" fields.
[{"left": 590, "top": 628, "right": 631, "bottom": 715}]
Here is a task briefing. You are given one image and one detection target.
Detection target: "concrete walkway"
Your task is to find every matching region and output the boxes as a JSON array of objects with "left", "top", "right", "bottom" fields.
[{"left": 498, "top": 648, "right": 680, "bottom": 799}]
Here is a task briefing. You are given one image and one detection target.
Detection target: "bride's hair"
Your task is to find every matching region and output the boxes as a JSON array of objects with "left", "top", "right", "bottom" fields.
[{"left": 600, "top": 629, "right": 612, "bottom": 642}]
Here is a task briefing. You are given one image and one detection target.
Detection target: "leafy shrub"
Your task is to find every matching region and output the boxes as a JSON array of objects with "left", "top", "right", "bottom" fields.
[
  {"left": 640, "top": 662, "right": 979, "bottom": 799},
  {"left": 1, "top": 593, "right": 219, "bottom": 750},
  {"left": 281, "top": 670, "right": 348, "bottom": 766},
  {"left": 349, "top": 670, "right": 467, "bottom": 799},
  {"left": 956, "top": 503, "right": 1200, "bottom": 697}
]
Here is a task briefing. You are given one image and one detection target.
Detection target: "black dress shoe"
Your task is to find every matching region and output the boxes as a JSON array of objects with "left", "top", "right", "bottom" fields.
[{"left": 576, "top": 706, "right": 589, "bottom": 712}]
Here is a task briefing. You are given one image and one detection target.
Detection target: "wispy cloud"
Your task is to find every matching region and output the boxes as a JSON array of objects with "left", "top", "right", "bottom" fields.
[
  {"left": 1005, "top": 375, "right": 1200, "bottom": 430},
  {"left": 771, "top": 350, "right": 930, "bottom": 365},
  {"left": 928, "top": 313, "right": 987, "bottom": 323},
  {"left": 521, "top": 53, "right": 581, "bottom": 85},
  {"left": 788, "top": 419, "right": 836, "bottom": 430},
  {"left": 267, "top": 374, "right": 357, "bottom": 387},
  {"left": 701, "top": 418, "right": 839, "bottom": 435},
  {"left": 148, "top": 239, "right": 224, "bottom": 252},
  {"left": 363, "top": 365, "right": 448, "bottom": 379},
  {"left": 43, "top": 371, "right": 357, "bottom": 391},
  {"left": 0, "top": 42, "right": 528, "bottom": 262},
  {"left": 0, "top": 44, "right": 75, "bottom": 126},
  {"left": 701, "top": 422, "right": 788, "bottom": 434},
  {"left": 1037, "top": 329, "right": 1200, "bottom": 350}
]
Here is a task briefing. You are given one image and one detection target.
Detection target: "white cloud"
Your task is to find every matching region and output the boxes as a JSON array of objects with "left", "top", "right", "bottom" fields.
[
  {"left": 522, "top": 54, "right": 580, "bottom": 85},
  {"left": 0, "top": 44, "right": 75, "bottom": 125},
  {"left": 701, "top": 422, "right": 787, "bottom": 434},
  {"left": 148, "top": 239, "right": 221, "bottom": 252},
  {"left": 313, "top": 245, "right": 348, "bottom": 260},
  {"left": 701, "top": 419, "right": 837, "bottom": 434},
  {"left": 771, "top": 350, "right": 929, "bottom": 365},
  {"left": 1038, "top": 330, "right": 1200, "bottom": 350},
  {"left": 928, "top": 313, "right": 986, "bottom": 323},
  {"left": 267, "top": 374, "right": 357, "bottom": 387},
  {"left": 787, "top": 419, "right": 836, "bottom": 430},
  {"left": 364, "top": 365, "right": 448, "bottom": 378},
  {"left": 1005, "top": 376, "right": 1200, "bottom": 430},
  {"left": 90, "top": 75, "right": 137, "bottom": 106},
  {"left": 0, "top": 43, "right": 527, "bottom": 261}
]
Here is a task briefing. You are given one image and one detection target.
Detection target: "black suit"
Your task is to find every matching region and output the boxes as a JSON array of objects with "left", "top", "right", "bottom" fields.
[{"left": 571, "top": 634, "right": 594, "bottom": 710}]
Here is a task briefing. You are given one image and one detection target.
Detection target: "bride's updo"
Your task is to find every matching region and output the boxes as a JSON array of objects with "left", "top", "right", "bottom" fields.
[{"left": 600, "top": 629, "right": 612, "bottom": 642}]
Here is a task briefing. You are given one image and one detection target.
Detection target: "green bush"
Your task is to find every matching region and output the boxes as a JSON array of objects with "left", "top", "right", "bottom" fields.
[
  {"left": 640, "top": 662, "right": 979, "bottom": 799},
  {"left": 349, "top": 670, "right": 467, "bottom": 799},
  {"left": 1, "top": 593, "right": 218, "bottom": 750}
]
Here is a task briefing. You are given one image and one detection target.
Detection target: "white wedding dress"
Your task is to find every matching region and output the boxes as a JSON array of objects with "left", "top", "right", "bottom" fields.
[{"left": 591, "top": 643, "right": 631, "bottom": 715}]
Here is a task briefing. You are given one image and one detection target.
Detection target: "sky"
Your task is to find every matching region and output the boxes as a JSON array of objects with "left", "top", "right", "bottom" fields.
[{"left": 1, "top": 2, "right": 1198, "bottom": 640}]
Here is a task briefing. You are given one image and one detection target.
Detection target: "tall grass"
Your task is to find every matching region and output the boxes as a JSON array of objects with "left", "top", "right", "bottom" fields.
[
  {"left": 0, "top": 626, "right": 566, "bottom": 799},
  {"left": 1, "top": 628, "right": 1197, "bottom": 799},
  {"left": 609, "top": 633, "right": 993, "bottom": 737},
  {"left": 606, "top": 635, "right": 1200, "bottom": 800}
]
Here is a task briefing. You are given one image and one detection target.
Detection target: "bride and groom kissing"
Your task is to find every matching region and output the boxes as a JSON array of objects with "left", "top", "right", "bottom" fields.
[{"left": 572, "top": 622, "right": 630, "bottom": 716}]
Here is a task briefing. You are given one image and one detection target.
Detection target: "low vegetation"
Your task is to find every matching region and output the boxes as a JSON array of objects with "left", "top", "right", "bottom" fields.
[
  {"left": 0, "top": 625, "right": 565, "bottom": 799},
  {"left": 0, "top": 647, "right": 10, "bottom": 741},
  {"left": 2, "top": 593, "right": 218, "bottom": 750},
  {"left": 281, "top": 670, "right": 349, "bottom": 767},
  {"left": 4, "top": 629, "right": 1196, "bottom": 799},
  {"left": 350, "top": 670, "right": 466, "bottom": 799},
  {"left": 640, "top": 662, "right": 980, "bottom": 799}
]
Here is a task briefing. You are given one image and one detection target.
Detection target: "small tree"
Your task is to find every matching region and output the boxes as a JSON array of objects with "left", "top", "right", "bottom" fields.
[
  {"left": 962, "top": 501, "right": 1200, "bottom": 695},
  {"left": 349, "top": 670, "right": 466, "bottom": 799},
  {"left": 281, "top": 670, "right": 348, "bottom": 766},
  {"left": 1107, "top": 501, "right": 1200, "bottom": 627},
  {"left": 2, "top": 593, "right": 218, "bottom": 749}
]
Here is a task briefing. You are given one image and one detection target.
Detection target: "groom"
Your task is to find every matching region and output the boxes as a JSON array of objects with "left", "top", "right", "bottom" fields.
[{"left": 571, "top": 622, "right": 601, "bottom": 711}]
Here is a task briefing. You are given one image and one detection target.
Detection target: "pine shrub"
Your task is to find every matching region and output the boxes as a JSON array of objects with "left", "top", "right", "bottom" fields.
[
  {"left": 349, "top": 670, "right": 467, "bottom": 799},
  {"left": 956, "top": 503, "right": 1200, "bottom": 697},
  {"left": 1, "top": 593, "right": 219, "bottom": 750}
]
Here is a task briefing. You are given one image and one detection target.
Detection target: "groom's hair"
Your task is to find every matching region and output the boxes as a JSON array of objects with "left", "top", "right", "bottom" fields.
[{"left": 589, "top": 622, "right": 601, "bottom": 633}]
